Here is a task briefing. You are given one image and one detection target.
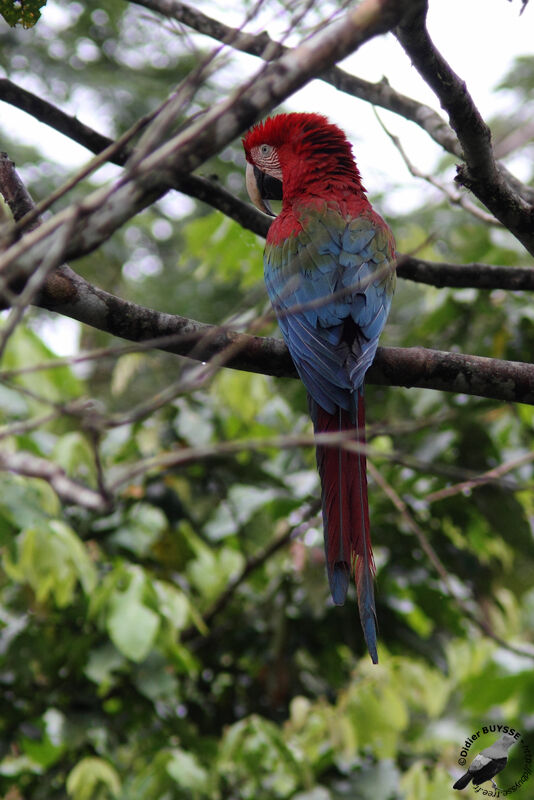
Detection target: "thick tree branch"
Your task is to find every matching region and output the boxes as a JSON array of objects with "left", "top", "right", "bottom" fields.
[
  {"left": 35, "top": 266, "right": 534, "bottom": 406},
  {"left": 0, "top": 3, "right": 532, "bottom": 411},
  {"left": 396, "top": 4, "right": 534, "bottom": 256},
  {"left": 2, "top": 152, "right": 534, "bottom": 405}
]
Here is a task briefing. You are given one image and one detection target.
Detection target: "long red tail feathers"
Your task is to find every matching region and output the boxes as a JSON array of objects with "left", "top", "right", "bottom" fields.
[{"left": 311, "top": 391, "right": 378, "bottom": 663}]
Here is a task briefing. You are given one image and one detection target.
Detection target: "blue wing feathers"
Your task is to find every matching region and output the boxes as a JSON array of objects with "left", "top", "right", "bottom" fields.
[{"left": 265, "top": 204, "right": 395, "bottom": 409}]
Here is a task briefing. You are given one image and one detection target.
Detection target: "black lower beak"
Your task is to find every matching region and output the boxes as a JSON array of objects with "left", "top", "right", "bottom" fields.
[
  {"left": 253, "top": 166, "right": 283, "bottom": 215},
  {"left": 246, "top": 163, "right": 283, "bottom": 216},
  {"left": 254, "top": 166, "right": 283, "bottom": 201}
]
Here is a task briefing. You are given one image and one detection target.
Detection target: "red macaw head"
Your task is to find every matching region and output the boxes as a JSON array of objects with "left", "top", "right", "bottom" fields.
[{"left": 242, "top": 112, "right": 363, "bottom": 215}]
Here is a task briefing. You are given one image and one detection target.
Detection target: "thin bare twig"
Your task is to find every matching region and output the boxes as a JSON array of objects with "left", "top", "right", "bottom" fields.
[
  {"left": 424, "top": 450, "right": 534, "bottom": 504},
  {"left": 374, "top": 109, "right": 500, "bottom": 225},
  {"left": 0, "top": 410, "right": 62, "bottom": 440},
  {"left": 0, "top": 450, "right": 110, "bottom": 512},
  {"left": 397, "top": 256, "right": 534, "bottom": 291},
  {"left": 494, "top": 119, "right": 534, "bottom": 159},
  {"left": 109, "top": 425, "right": 528, "bottom": 497}
]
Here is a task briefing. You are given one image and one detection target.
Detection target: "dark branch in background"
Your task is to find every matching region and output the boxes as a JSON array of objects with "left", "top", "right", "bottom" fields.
[
  {"left": 5, "top": 2, "right": 530, "bottom": 224},
  {"left": 396, "top": 3, "right": 534, "bottom": 256},
  {"left": 0, "top": 1, "right": 532, "bottom": 410},
  {"left": 398, "top": 256, "right": 534, "bottom": 290},
  {"left": 2, "top": 79, "right": 533, "bottom": 294},
  {"left": 0, "top": 78, "right": 126, "bottom": 162},
  {"left": 130, "top": 0, "right": 462, "bottom": 158},
  {"left": 3, "top": 143, "right": 533, "bottom": 301},
  {"left": 132, "top": 0, "right": 534, "bottom": 212},
  {"left": 512, "top": 0, "right": 530, "bottom": 15}
]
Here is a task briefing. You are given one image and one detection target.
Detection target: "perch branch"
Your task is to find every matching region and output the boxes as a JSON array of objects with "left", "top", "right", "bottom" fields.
[{"left": 34, "top": 268, "right": 534, "bottom": 406}]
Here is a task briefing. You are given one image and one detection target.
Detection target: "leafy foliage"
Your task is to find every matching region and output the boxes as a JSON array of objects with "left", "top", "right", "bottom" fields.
[
  {"left": 0, "top": 0, "right": 46, "bottom": 28},
  {"left": 0, "top": 3, "right": 534, "bottom": 800}
]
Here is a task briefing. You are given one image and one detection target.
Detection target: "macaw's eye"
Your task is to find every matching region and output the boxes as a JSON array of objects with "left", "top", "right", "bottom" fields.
[{"left": 260, "top": 144, "right": 272, "bottom": 156}]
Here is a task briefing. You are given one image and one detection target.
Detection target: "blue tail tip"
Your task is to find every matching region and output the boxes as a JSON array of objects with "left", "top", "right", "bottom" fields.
[
  {"left": 363, "top": 618, "right": 378, "bottom": 664},
  {"left": 329, "top": 562, "right": 349, "bottom": 606}
]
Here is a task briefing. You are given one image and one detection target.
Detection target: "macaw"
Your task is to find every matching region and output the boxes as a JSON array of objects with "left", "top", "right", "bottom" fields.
[{"left": 243, "top": 113, "right": 395, "bottom": 663}]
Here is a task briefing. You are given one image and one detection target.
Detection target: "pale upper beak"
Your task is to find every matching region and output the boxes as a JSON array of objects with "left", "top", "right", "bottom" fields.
[{"left": 246, "top": 162, "right": 274, "bottom": 216}]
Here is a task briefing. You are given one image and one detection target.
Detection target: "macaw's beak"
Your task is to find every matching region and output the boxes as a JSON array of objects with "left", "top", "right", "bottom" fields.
[{"left": 246, "top": 162, "right": 283, "bottom": 217}]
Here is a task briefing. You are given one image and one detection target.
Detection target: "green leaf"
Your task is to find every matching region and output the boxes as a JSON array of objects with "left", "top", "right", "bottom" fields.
[
  {"left": 109, "top": 503, "right": 167, "bottom": 556},
  {"left": 66, "top": 757, "right": 121, "bottom": 800},
  {"left": 400, "top": 763, "right": 457, "bottom": 800},
  {"left": 0, "top": 0, "right": 46, "bottom": 28},
  {"left": 292, "top": 789, "right": 332, "bottom": 800},
  {"left": 0, "top": 383, "right": 29, "bottom": 417},
  {"left": 205, "top": 484, "right": 279, "bottom": 541},
  {"left": 153, "top": 580, "right": 190, "bottom": 631},
  {"left": 174, "top": 399, "right": 215, "bottom": 446},
  {"left": 184, "top": 211, "right": 264, "bottom": 289},
  {"left": 0, "top": 754, "right": 42, "bottom": 776},
  {"left": 166, "top": 748, "right": 210, "bottom": 793},
  {"left": 3, "top": 520, "right": 97, "bottom": 606},
  {"left": 52, "top": 432, "right": 97, "bottom": 486},
  {"left": 133, "top": 652, "right": 180, "bottom": 703},
  {"left": 218, "top": 715, "right": 304, "bottom": 799},
  {"left": 84, "top": 644, "right": 126, "bottom": 691},
  {"left": 0, "top": 473, "right": 60, "bottom": 539},
  {"left": 186, "top": 540, "right": 244, "bottom": 603},
  {"left": 111, "top": 352, "right": 145, "bottom": 396},
  {"left": 106, "top": 569, "right": 160, "bottom": 662},
  {"left": 2, "top": 324, "right": 82, "bottom": 402}
]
